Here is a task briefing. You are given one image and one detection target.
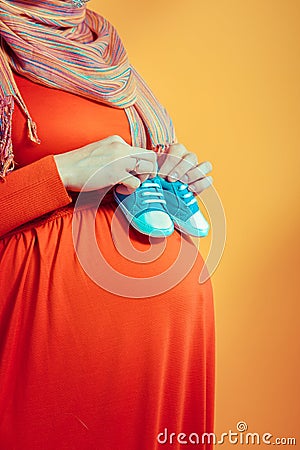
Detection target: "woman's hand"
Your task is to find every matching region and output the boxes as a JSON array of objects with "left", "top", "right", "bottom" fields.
[
  {"left": 54, "top": 135, "right": 157, "bottom": 193},
  {"left": 158, "top": 143, "right": 213, "bottom": 194}
]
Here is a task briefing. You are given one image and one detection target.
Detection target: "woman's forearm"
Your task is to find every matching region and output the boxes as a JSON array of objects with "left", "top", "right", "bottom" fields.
[{"left": 0, "top": 155, "right": 72, "bottom": 238}]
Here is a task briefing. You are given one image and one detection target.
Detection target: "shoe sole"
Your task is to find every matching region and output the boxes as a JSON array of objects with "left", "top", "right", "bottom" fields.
[
  {"left": 172, "top": 217, "right": 210, "bottom": 238},
  {"left": 160, "top": 183, "right": 210, "bottom": 238},
  {"left": 113, "top": 191, "right": 175, "bottom": 238}
]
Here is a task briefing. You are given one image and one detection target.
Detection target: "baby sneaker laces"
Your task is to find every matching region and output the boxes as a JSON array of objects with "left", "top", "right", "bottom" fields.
[
  {"left": 113, "top": 176, "right": 174, "bottom": 237},
  {"left": 159, "top": 178, "right": 210, "bottom": 237}
]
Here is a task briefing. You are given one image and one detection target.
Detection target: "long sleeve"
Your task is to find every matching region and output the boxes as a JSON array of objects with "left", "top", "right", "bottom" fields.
[{"left": 0, "top": 155, "right": 72, "bottom": 237}]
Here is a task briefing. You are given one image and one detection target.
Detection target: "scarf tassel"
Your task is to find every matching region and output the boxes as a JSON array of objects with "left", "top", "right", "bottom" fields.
[
  {"left": 0, "top": 96, "right": 15, "bottom": 181},
  {"left": 27, "top": 117, "right": 41, "bottom": 145}
]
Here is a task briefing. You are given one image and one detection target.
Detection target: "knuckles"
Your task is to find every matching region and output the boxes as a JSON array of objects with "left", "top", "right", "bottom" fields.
[
  {"left": 109, "top": 134, "right": 124, "bottom": 143},
  {"left": 109, "top": 141, "right": 126, "bottom": 158}
]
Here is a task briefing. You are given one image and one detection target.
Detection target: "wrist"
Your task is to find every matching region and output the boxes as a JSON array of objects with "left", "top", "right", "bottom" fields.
[{"left": 53, "top": 153, "right": 69, "bottom": 188}]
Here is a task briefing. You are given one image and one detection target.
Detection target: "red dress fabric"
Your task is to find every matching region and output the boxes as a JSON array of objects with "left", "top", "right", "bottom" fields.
[{"left": 0, "top": 73, "right": 215, "bottom": 450}]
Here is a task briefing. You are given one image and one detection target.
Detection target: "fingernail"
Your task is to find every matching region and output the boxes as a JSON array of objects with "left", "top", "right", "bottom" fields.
[
  {"left": 168, "top": 171, "right": 178, "bottom": 182},
  {"left": 182, "top": 174, "right": 188, "bottom": 182}
]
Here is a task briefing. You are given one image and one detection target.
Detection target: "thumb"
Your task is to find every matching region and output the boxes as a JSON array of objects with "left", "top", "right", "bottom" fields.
[{"left": 117, "top": 174, "right": 141, "bottom": 194}]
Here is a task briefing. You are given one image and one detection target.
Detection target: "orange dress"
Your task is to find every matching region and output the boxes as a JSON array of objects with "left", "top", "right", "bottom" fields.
[{"left": 0, "top": 73, "right": 215, "bottom": 450}]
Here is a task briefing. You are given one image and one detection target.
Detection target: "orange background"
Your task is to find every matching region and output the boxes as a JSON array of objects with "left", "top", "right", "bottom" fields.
[{"left": 90, "top": 0, "right": 300, "bottom": 444}]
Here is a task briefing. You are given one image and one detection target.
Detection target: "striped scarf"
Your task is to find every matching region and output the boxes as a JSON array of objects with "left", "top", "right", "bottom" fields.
[{"left": 0, "top": 0, "right": 177, "bottom": 178}]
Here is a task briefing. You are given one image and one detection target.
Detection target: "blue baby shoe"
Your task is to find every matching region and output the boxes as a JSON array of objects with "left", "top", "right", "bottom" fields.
[
  {"left": 113, "top": 176, "right": 174, "bottom": 237},
  {"left": 159, "top": 177, "right": 210, "bottom": 237}
]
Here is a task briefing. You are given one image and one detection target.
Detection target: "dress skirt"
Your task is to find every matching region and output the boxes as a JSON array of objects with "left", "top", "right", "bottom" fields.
[{"left": 0, "top": 196, "right": 215, "bottom": 449}]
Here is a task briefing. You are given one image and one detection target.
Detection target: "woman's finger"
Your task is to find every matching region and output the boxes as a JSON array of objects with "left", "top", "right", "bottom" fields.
[
  {"left": 158, "top": 143, "right": 188, "bottom": 178},
  {"left": 126, "top": 150, "right": 157, "bottom": 175},
  {"left": 189, "top": 176, "right": 213, "bottom": 195},
  {"left": 182, "top": 161, "right": 213, "bottom": 183},
  {"left": 165, "top": 152, "right": 198, "bottom": 182},
  {"left": 131, "top": 159, "right": 156, "bottom": 178},
  {"left": 118, "top": 172, "right": 141, "bottom": 191},
  {"left": 130, "top": 147, "right": 157, "bottom": 163}
]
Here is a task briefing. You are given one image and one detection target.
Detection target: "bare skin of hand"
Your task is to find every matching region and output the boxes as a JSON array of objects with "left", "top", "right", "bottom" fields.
[
  {"left": 158, "top": 143, "right": 213, "bottom": 194},
  {"left": 53, "top": 135, "right": 157, "bottom": 195}
]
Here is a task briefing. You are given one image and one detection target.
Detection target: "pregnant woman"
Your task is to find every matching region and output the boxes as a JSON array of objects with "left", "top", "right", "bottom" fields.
[{"left": 0, "top": 1, "right": 215, "bottom": 449}]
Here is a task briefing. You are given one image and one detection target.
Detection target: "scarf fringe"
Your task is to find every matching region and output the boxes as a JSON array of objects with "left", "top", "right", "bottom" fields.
[
  {"left": 27, "top": 118, "right": 41, "bottom": 145},
  {"left": 0, "top": 96, "right": 15, "bottom": 181},
  {"left": 0, "top": 96, "right": 41, "bottom": 181},
  {"left": 153, "top": 143, "right": 171, "bottom": 155}
]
